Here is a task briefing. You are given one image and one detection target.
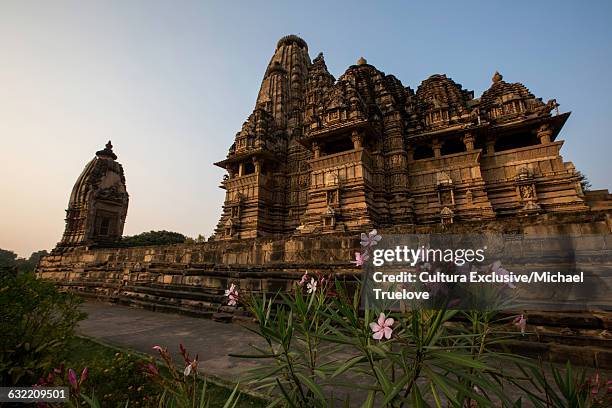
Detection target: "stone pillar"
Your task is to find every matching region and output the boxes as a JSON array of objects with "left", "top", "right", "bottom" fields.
[
  {"left": 485, "top": 139, "right": 495, "bottom": 155},
  {"left": 253, "top": 157, "right": 261, "bottom": 174},
  {"left": 351, "top": 130, "right": 363, "bottom": 150},
  {"left": 537, "top": 124, "right": 553, "bottom": 144},
  {"left": 463, "top": 133, "right": 475, "bottom": 151},
  {"left": 238, "top": 162, "right": 244, "bottom": 177},
  {"left": 433, "top": 139, "right": 442, "bottom": 158},
  {"left": 312, "top": 141, "right": 321, "bottom": 158},
  {"left": 406, "top": 146, "right": 414, "bottom": 162}
]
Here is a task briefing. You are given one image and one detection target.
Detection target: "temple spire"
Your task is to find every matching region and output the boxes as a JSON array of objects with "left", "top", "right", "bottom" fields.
[
  {"left": 96, "top": 140, "right": 117, "bottom": 160},
  {"left": 256, "top": 35, "right": 311, "bottom": 130}
]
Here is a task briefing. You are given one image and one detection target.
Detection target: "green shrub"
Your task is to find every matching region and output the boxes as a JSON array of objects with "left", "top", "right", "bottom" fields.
[{"left": 0, "top": 272, "right": 85, "bottom": 386}]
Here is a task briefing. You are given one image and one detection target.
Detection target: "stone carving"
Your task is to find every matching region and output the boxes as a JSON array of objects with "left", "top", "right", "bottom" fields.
[
  {"left": 520, "top": 185, "right": 535, "bottom": 200},
  {"left": 440, "top": 206, "right": 454, "bottom": 225},
  {"left": 515, "top": 167, "right": 541, "bottom": 213}
]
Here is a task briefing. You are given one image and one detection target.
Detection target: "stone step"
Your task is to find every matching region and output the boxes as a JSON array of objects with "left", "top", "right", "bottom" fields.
[
  {"left": 503, "top": 340, "right": 612, "bottom": 369},
  {"left": 117, "top": 297, "right": 215, "bottom": 319},
  {"left": 123, "top": 284, "right": 225, "bottom": 303},
  {"left": 120, "top": 291, "right": 220, "bottom": 311}
]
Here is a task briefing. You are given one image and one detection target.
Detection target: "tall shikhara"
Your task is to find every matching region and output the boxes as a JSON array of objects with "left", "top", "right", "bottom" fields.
[{"left": 213, "top": 35, "right": 591, "bottom": 240}]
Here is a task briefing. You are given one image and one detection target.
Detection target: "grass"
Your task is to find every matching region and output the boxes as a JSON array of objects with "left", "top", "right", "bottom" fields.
[{"left": 58, "top": 336, "right": 267, "bottom": 407}]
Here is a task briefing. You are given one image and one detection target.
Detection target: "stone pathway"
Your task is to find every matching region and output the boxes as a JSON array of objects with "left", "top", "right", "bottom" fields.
[
  {"left": 78, "top": 301, "right": 608, "bottom": 407},
  {"left": 78, "top": 301, "right": 268, "bottom": 385}
]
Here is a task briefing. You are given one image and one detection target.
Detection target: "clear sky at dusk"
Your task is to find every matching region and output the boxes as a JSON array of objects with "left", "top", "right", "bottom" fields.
[{"left": 1, "top": 0, "right": 611, "bottom": 257}]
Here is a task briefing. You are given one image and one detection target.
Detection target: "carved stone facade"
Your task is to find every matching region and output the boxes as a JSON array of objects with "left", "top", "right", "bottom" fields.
[
  {"left": 213, "top": 36, "right": 590, "bottom": 240},
  {"left": 57, "top": 141, "right": 129, "bottom": 250}
]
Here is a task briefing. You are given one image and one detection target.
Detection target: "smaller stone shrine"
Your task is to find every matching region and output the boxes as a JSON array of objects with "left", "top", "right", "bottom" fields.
[{"left": 56, "top": 141, "right": 129, "bottom": 250}]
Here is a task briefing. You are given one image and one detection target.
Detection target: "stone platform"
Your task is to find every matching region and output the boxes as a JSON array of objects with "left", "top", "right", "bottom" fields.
[{"left": 37, "top": 213, "right": 612, "bottom": 369}]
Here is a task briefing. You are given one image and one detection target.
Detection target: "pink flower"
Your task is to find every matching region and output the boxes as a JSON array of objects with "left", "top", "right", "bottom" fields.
[
  {"left": 352, "top": 251, "right": 369, "bottom": 266},
  {"left": 183, "top": 357, "right": 198, "bottom": 377},
  {"left": 360, "top": 230, "right": 382, "bottom": 248},
  {"left": 513, "top": 314, "right": 527, "bottom": 334},
  {"left": 299, "top": 272, "right": 309, "bottom": 286},
  {"left": 492, "top": 261, "right": 515, "bottom": 289},
  {"left": 306, "top": 278, "right": 318, "bottom": 294},
  {"left": 79, "top": 367, "right": 88, "bottom": 386},
  {"left": 68, "top": 368, "right": 78, "bottom": 389},
  {"left": 146, "top": 363, "right": 159, "bottom": 376},
  {"left": 152, "top": 345, "right": 163, "bottom": 352},
  {"left": 370, "top": 313, "right": 394, "bottom": 340},
  {"left": 225, "top": 283, "right": 239, "bottom": 306}
]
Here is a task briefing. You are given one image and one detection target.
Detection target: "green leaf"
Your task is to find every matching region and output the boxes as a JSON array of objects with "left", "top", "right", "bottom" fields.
[
  {"left": 81, "top": 393, "right": 102, "bottom": 408},
  {"left": 373, "top": 365, "right": 392, "bottom": 393},
  {"left": 381, "top": 372, "right": 413, "bottom": 405},
  {"left": 367, "top": 344, "right": 388, "bottom": 358},
  {"left": 410, "top": 384, "right": 426, "bottom": 408},
  {"left": 331, "top": 355, "right": 368, "bottom": 378},
  {"left": 275, "top": 379, "right": 299, "bottom": 408},
  {"left": 430, "top": 381, "right": 443, "bottom": 408},
  {"left": 295, "top": 372, "right": 326, "bottom": 402},
  {"left": 360, "top": 391, "right": 375, "bottom": 408},
  {"left": 222, "top": 384, "right": 241, "bottom": 408},
  {"left": 429, "top": 350, "right": 489, "bottom": 370}
]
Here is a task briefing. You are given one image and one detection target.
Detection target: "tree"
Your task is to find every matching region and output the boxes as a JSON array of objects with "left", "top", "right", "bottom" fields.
[
  {"left": 0, "top": 249, "right": 18, "bottom": 269},
  {"left": 121, "top": 230, "right": 188, "bottom": 247},
  {"left": 17, "top": 250, "right": 49, "bottom": 274},
  {"left": 576, "top": 171, "right": 592, "bottom": 192},
  {"left": 0, "top": 249, "right": 49, "bottom": 274}
]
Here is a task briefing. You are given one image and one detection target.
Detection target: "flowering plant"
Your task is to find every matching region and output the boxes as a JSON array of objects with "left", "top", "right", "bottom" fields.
[
  {"left": 35, "top": 364, "right": 89, "bottom": 407},
  {"left": 234, "top": 271, "right": 565, "bottom": 407},
  {"left": 146, "top": 343, "right": 241, "bottom": 408},
  {"left": 224, "top": 283, "right": 239, "bottom": 307}
]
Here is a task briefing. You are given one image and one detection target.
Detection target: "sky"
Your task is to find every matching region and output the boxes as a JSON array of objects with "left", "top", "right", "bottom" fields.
[{"left": 1, "top": 0, "right": 611, "bottom": 257}]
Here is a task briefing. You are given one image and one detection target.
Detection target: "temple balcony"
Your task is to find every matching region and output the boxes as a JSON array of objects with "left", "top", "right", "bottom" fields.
[{"left": 308, "top": 148, "right": 373, "bottom": 189}]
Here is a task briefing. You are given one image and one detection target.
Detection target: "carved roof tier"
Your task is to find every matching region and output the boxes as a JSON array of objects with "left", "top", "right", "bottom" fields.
[
  {"left": 413, "top": 74, "right": 474, "bottom": 131},
  {"left": 217, "top": 36, "right": 568, "bottom": 167},
  {"left": 479, "top": 72, "right": 557, "bottom": 123},
  {"left": 216, "top": 108, "right": 284, "bottom": 167},
  {"left": 302, "top": 58, "right": 415, "bottom": 142}
]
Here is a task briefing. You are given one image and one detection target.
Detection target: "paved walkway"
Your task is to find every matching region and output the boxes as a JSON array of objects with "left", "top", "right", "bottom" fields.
[
  {"left": 78, "top": 301, "right": 606, "bottom": 407},
  {"left": 78, "top": 301, "right": 268, "bottom": 385}
]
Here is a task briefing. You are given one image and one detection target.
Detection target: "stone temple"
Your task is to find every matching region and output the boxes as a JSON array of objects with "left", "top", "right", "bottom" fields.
[
  {"left": 212, "top": 35, "right": 598, "bottom": 239},
  {"left": 38, "top": 36, "right": 611, "bottom": 367}
]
